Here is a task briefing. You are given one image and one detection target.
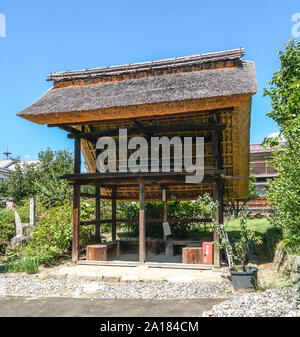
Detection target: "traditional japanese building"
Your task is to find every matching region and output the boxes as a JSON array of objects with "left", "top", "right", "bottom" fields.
[
  {"left": 18, "top": 48, "right": 257, "bottom": 267},
  {"left": 247, "top": 143, "right": 279, "bottom": 214}
]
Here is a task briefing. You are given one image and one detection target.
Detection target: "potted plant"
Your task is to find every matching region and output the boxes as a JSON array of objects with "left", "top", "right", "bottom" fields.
[{"left": 216, "top": 211, "right": 262, "bottom": 290}]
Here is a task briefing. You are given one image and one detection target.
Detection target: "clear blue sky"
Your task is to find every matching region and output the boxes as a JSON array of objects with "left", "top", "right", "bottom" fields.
[{"left": 0, "top": 0, "right": 299, "bottom": 160}]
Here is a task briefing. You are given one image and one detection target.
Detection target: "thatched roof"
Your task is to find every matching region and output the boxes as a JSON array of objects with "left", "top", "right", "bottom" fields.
[
  {"left": 18, "top": 49, "right": 257, "bottom": 125},
  {"left": 17, "top": 48, "right": 257, "bottom": 200}
]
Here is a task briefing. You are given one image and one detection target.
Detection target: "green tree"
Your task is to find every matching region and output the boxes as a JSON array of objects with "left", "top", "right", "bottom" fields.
[
  {"left": 263, "top": 40, "right": 300, "bottom": 255},
  {"left": 0, "top": 159, "right": 38, "bottom": 204},
  {"left": 34, "top": 148, "right": 74, "bottom": 207},
  {"left": 0, "top": 148, "right": 74, "bottom": 207}
]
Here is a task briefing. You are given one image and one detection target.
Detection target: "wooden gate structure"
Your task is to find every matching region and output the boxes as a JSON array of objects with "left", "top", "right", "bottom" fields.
[{"left": 18, "top": 48, "right": 257, "bottom": 268}]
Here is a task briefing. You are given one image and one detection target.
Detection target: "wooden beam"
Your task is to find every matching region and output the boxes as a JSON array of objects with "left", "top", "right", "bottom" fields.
[
  {"left": 66, "top": 123, "right": 227, "bottom": 141},
  {"left": 111, "top": 187, "right": 117, "bottom": 242},
  {"left": 59, "top": 125, "right": 81, "bottom": 135},
  {"left": 72, "top": 184, "right": 80, "bottom": 262},
  {"left": 80, "top": 218, "right": 212, "bottom": 226},
  {"left": 80, "top": 192, "right": 141, "bottom": 200},
  {"left": 60, "top": 169, "right": 226, "bottom": 182},
  {"left": 46, "top": 107, "right": 234, "bottom": 128},
  {"left": 139, "top": 183, "right": 146, "bottom": 263}
]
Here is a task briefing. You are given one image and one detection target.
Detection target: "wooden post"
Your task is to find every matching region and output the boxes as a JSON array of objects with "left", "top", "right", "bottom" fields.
[
  {"left": 72, "top": 135, "right": 81, "bottom": 262},
  {"left": 74, "top": 137, "right": 81, "bottom": 174},
  {"left": 95, "top": 185, "right": 101, "bottom": 243},
  {"left": 139, "top": 183, "right": 146, "bottom": 263},
  {"left": 213, "top": 178, "right": 224, "bottom": 267},
  {"left": 72, "top": 184, "right": 80, "bottom": 262},
  {"left": 111, "top": 187, "right": 117, "bottom": 242}
]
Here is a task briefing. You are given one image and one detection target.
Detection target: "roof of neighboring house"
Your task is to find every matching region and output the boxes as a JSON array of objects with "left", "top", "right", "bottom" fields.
[
  {"left": 250, "top": 143, "right": 285, "bottom": 154},
  {"left": 0, "top": 160, "right": 39, "bottom": 173},
  {"left": 0, "top": 168, "right": 10, "bottom": 174},
  {"left": 0, "top": 160, "right": 13, "bottom": 170},
  {"left": 17, "top": 48, "right": 257, "bottom": 125}
]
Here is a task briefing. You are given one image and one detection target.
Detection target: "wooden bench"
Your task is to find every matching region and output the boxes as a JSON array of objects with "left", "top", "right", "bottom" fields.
[
  {"left": 119, "top": 239, "right": 159, "bottom": 254},
  {"left": 165, "top": 240, "right": 203, "bottom": 256},
  {"left": 86, "top": 242, "right": 120, "bottom": 261}
]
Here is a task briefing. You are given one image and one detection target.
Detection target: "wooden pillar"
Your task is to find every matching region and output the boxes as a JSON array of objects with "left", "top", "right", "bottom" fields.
[
  {"left": 213, "top": 178, "right": 224, "bottom": 267},
  {"left": 72, "top": 135, "right": 81, "bottom": 262},
  {"left": 111, "top": 187, "right": 117, "bottom": 242},
  {"left": 139, "top": 183, "right": 146, "bottom": 263},
  {"left": 95, "top": 185, "right": 101, "bottom": 243},
  {"left": 72, "top": 183, "right": 80, "bottom": 262}
]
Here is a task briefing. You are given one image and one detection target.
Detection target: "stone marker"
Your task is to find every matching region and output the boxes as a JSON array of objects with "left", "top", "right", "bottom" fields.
[
  {"left": 11, "top": 211, "right": 25, "bottom": 245},
  {"left": 29, "top": 198, "right": 36, "bottom": 228},
  {"left": 15, "top": 211, "right": 23, "bottom": 237}
]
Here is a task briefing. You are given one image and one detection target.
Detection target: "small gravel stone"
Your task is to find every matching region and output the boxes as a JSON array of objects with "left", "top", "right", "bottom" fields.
[
  {"left": 0, "top": 273, "right": 233, "bottom": 299},
  {"left": 202, "top": 286, "right": 300, "bottom": 317}
]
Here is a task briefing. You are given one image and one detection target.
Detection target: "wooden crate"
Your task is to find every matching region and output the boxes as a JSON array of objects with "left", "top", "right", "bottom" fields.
[
  {"left": 86, "top": 242, "right": 119, "bottom": 261},
  {"left": 182, "top": 247, "right": 203, "bottom": 264}
]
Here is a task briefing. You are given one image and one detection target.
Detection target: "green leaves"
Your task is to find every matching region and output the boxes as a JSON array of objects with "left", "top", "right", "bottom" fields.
[
  {"left": 119, "top": 194, "right": 218, "bottom": 238},
  {"left": 0, "top": 148, "right": 74, "bottom": 207},
  {"left": 263, "top": 40, "right": 300, "bottom": 256}
]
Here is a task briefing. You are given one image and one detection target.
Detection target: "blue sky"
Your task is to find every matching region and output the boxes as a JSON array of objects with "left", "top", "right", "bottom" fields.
[{"left": 0, "top": 0, "right": 299, "bottom": 161}]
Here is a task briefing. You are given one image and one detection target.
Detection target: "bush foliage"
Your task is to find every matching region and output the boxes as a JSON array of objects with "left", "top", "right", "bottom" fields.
[
  {"left": 119, "top": 194, "right": 217, "bottom": 238},
  {"left": 263, "top": 40, "right": 300, "bottom": 255},
  {"left": 0, "top": 209, "right": 15, "bottom": 254},
  {"left": 3, "top": 201, "right": 95, "bottom": 267}
]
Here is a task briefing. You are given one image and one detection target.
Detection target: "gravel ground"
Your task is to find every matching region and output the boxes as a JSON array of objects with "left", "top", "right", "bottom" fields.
[
  {"left": 202, "top": 286, "right": 300, "bottom": 317},
  {"left": 0, "top": 273, "right": 233, "bottom": 299},
  {"left": 2, "top": 273, "right": 299, "bottom": 317}
]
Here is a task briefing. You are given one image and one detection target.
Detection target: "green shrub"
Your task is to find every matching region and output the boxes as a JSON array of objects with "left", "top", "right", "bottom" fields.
[
  {"left": 4, "top": 201, "right": 95, "bottom": 267},
  {"left": 0, "top": 209, "right": 15, "bottom": 254},
  {"left": 265, "top": 226, "right": 283, "bottom": 259},
  {"left": 15, "top": 197, "right": 47, "bottom": 223},
  {"left": 4, "top": 255, "right": 39, "bottom": 274},
  {"left": 119, "top": 194, "right": 216, "bottom": 238}
]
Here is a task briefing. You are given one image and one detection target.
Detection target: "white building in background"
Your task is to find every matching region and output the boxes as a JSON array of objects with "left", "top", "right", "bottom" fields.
[{"left": 0, "top": 159, "right": 40, "bottom": 181}]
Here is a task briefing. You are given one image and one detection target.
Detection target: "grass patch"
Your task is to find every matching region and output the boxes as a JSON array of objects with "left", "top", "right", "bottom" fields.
[
  {"left": 224, "top": 217, "right": 270, "bottom": 239},
  {"left": 4, "top": 255, "right": 39, "bottom": 274}
]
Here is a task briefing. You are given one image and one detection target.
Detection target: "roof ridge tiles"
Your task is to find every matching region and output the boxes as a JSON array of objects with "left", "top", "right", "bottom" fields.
[{"left": 48, "top": 48, "right": 245, "bottom": 82}]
